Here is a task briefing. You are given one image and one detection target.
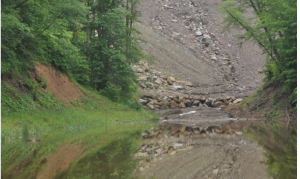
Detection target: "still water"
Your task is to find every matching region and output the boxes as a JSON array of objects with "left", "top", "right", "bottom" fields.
[{"left": 1, "top": 120, "right": 296, "bottom": 179}]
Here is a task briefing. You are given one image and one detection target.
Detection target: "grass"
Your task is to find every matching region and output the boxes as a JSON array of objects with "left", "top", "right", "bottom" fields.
[
  {"left": 2, "top": 96, "right": 156, "bottom": 138},
  {"left": 2, "top": 79, "right": 158, "bottom": 137},
  {"left": 1, "top": 74, "right": 160, "bottom": 178}
]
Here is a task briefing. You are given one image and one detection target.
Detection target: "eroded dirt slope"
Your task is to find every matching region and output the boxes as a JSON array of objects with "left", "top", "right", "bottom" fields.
[{"left": 34, "top": 63, "right": 86, "bottom": 105}]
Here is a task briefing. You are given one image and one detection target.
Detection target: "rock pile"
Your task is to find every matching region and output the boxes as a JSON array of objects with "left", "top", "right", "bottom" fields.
[
  {"left": 139, "top": 93, "right": 242, "bottom": 110},
  {"left": 133, "top": 62, "right": 193, "bottom": 90}
]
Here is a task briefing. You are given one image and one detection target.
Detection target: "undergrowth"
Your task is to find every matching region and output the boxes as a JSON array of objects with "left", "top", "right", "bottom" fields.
[{"left": 1, "top": 82, "right": 62, "bottom": 113}]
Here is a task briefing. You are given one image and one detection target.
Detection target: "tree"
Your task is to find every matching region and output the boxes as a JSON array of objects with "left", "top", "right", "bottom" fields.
[
  {"left": 1, "top": 0, "right": 89, "bottom": 74},
  {"left": 217, "top": 0, "right": 297, "bottom": 106}
]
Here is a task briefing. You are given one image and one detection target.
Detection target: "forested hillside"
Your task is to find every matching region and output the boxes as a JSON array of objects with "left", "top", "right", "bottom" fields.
[{"left": 2, "top": 0, "right": 147, "bottom": 105}]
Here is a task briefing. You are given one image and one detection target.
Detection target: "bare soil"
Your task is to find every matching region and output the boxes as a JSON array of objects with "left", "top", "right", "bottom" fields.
[{"left": 34, "top": 63, "right": 87, "bottom": 106}]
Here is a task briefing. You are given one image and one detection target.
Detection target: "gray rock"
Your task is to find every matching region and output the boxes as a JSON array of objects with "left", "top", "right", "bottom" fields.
[
  {"left": 154, "top": 78, "right": 162, "bottom": 85},
  {"left": 184, "top": 99, "right": 192, "bottom": 107},
  {"left": 139, "top": 82, "right": 147, "bottom": 88},
  {"left": 193, "top": 100, "right": 200, "bottom": 105},
  {"left": 145, "top": 82, "right": 152, "bottom": 88},
  {"left": 173, "top": 32, "right": 181, "bottom": 36}
]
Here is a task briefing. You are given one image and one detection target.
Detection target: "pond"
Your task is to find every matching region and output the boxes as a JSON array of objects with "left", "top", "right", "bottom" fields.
[{"left": 1, "top": 119, "right": 296, "bottom": 179}]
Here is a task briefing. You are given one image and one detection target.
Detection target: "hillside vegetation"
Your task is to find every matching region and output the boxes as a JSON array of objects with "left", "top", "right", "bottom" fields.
[
  {"left": 1, "top": 0, "right": 160, "bottom": 139},
  {"left": 2, "top": 0, "right": 148, "bottom": 103},
  {"left": 217, "top": 0, "right": 297, "bottom": 107}
]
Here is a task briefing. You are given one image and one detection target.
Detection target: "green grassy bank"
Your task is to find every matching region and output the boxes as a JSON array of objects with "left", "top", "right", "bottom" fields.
[{"left": 1, "top": 81, "right": 159, "bottom": 178}]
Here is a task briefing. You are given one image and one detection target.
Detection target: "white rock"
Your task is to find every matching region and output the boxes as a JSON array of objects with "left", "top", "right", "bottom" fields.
[
  {"left": 204, "top": 35, "right": 211, "bottom": 39},
  {"left": 195, "top": 31, "right": 203, "bottom": 36},
  {"left": 211, "top": 56, "right": 217, "bottom": 60},
  {"left": 172, "top": 85, "right": 184, "bottom": 90},
  {"left": 172, "top": 142, "right": 184, "bottom": 149},
  {"left": 139, "top": 99, "right": 148, "bottom": 105},
  {"left": 233, "top": 99, "right": 243, "bottom": 104}
]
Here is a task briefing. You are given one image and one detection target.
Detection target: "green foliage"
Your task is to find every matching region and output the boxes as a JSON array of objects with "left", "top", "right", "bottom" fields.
[
  {"left": 217, "top": 0, "right": 297, "bottom": 106},
  {"left": 70, "top": 100, "right": 81, "bottom": 107},
  {"left": 257, "top": 88, "right": 262, "bottom": 95},
  {"left": 1, "top": 82, "right": 61, "bottom": 114},
  {"left": 2, "top": 0, "right": 148, "bottom": 104},
  {"left": 1, "top": 0, "right": 89, "bottom": 74},
  {"left": 151, "top": 113, "right": 160, "bottom": 121}
]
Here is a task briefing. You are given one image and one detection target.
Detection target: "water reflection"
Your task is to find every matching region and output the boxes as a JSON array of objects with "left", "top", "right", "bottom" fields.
[
  {"left": 244, "top": 123, "right": 297, "bottom": 179},
  {"left": 1, "top": 123, "right": 154, "bottom": 179},
  {"left": 1, "top": 120, "right": 296, "bottom": 179},
  {"left": 56, "top": 131, "right": 142, "bottom": 179}
]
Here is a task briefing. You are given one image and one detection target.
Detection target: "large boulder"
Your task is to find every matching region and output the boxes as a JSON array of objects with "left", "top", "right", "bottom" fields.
[
  {"left": 214, "top": 101, "right": 224, "bottom": 107},
  {"left": 172, "top": 85, "right": 184, "bottom": 90},
  {"left": 170, "top": 100, "right": 178, "bottom": 108},
  {"left": 137, "top": 68, "right": 144, "bottom": 73},
  {"left": 233, "top": 99, "right": 243, "bottom": 104},
  {"left": 154, "top": 78, "right": 162, "bottom": 85},
  {"left": 147, "top": 104, "right": 155, "bottom": 110},
  {"left": 193, "top": 100, "right": 200, "bottom": 106},
  {"left": 139, "top": 82, "right": 147, "bottom": 88},
  {"left": 174, "top": 96, "right": 180, "bottom": 103},
  {"left": 170, "top": 125, "right": 186, "bottom": 134},
  {"left": 179, "top": 96, "right": 188, "bottom": 102},
  {"left": 224, "top": 96, "right": 234, "bottom": 101},
  {"left": 143, "top": 93, "right": 155, "bottom": 99},
  {"left": 184, "top": 99, "right": 192, "bottom": 107},
  {"left": 179, "top": 102, "right": 186, "bottom": 108},
  {"left": 199, "top": 97, "right": 206, "bottom": 102},
  {"left": 205, "top": 98, "right": 214, "bottom": 106},
  {"left": 167, "top": 76, "right": 176, "bottom": 85},
  {"left": 139, "top": 99, "right": 148, "bottom": 105},
  {"left": 138, "top": 76, "right": 148, "bottom": 81}
]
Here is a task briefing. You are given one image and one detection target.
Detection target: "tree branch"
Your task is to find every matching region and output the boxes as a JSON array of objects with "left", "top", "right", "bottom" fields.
[
  {"left": 225, "top": 8, "right": 279, "bottom": 66},
  {"left": 13, "top": 0, "right": 29, "bottom": 10},
  {"left": 7, "top": 16, "right": 61, "bottom": 44}
]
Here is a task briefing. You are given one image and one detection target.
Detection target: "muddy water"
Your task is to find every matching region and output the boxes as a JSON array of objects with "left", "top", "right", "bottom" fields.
[{"left": 2, "top": 114, "right": 286, "bottom": 179}]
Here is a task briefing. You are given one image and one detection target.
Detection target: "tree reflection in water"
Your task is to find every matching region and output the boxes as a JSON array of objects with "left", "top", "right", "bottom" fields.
[{"left": 56, "top": 131, "right": 141, "bottom": 179}]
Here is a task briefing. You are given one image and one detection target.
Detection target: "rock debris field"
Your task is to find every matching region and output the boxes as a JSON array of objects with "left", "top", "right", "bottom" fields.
[{"left": 132, "top": 0, "right": 269, "bottom": 178}]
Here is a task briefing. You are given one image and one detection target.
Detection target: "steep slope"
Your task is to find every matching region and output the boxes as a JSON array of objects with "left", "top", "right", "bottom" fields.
[
  {"left": 34, "top": 64, "right": 86, "bottom": 105},
  {"left": 136, "top": 0, "right": 265, "bottom": 99}
]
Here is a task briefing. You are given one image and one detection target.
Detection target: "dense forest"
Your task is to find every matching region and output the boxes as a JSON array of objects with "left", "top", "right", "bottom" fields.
[{"left": 2, "top": 0, "right": 147, "bottom": 104}]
